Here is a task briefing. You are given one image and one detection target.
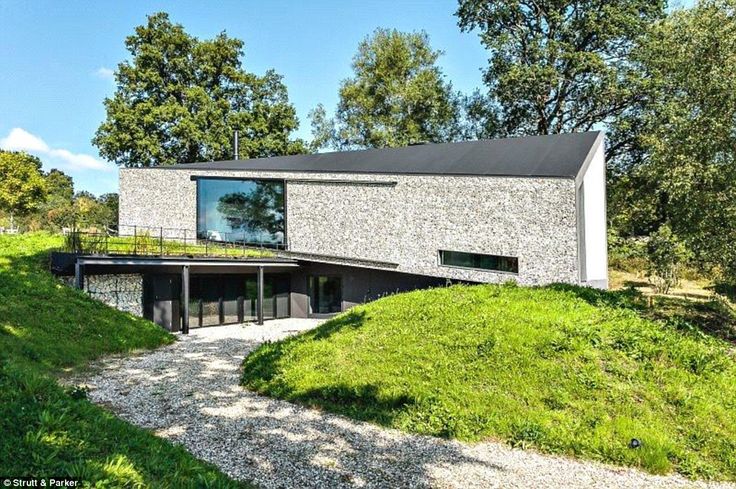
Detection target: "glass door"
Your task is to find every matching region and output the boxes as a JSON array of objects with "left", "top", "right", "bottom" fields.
[{"left": 308, "top": 276, "right": 342, "bottom": 315}]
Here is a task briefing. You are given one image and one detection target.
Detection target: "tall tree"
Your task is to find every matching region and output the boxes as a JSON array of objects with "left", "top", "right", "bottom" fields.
[
  {"left": 311, "top": 28, "right": 464, "bottom": 150},
  {"left": 93, "top": 12, "right": 307, "bottom": 167},
  {"left": 456, "top": 0, "right": 665, "bottom": 159},
  {"left": 38, "top": 169, "right": 75, "bottom": 230},
  {"left": 0, "top": 151, "right": 47, "bottom": 222},
  {"left": 98, "top": 193, "right": 120, "bottom": 229},
  {"left": 618, "top": 0, "right": 736, "bottom": 279},
  {"left": 216, "top": 183, "right": 284, "bottom": 241}
]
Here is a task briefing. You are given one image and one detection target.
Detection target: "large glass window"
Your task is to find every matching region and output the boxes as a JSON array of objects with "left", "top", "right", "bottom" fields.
[
  {"left": 439, "top": 250, "right": 519, "bottom": 274},
  {"left": 196, "top": 178, "right": 285, "bottom": 246}
]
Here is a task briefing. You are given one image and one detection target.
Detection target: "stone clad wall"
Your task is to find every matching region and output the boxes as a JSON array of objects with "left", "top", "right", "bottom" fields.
[
  {"left": 84, "top": 274, "right": 144, "bottom": 317},
  {"left": 120, "top": 168, "right": 579, "bottom": 286}
]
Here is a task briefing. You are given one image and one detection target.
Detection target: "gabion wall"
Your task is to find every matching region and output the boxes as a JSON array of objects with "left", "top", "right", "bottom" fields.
[
  {"left": 83, "top": 274, "right": 144, "bottom": 317},
  {"left": 120, "top": 168, "right": 579, "bottom": 286}
]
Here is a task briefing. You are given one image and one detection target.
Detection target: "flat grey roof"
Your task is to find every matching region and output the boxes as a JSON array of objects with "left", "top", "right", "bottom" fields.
[{"left": 149, "top": 131, "right": 603, "bottom": 178}]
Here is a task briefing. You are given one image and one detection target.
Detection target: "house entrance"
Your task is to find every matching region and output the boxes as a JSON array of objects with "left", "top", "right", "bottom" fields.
[{"left": 307, "top": 275, "right": 342, "bottom": 316}]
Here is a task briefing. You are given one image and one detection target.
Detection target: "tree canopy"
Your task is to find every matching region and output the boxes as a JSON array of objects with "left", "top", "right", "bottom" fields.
[
  {"left": 311, "top": 28, "right": 464, "bottom": 150},
  {"left": 0, "top": 151, "right": 47, "bottom": 217},
  {"left": 456, "top": 0, "right": 666, "bottom": 160},
  {"left": 613, "top": 0, "right": 736, "bottom": 279},
  {"left": 93, "top": 12, "right": 307, "bottom": 167}
]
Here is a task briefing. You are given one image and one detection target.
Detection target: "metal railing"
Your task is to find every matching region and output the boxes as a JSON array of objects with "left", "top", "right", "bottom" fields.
[{"left": 63, "top": 224, "right": 287, "bottom": 259}]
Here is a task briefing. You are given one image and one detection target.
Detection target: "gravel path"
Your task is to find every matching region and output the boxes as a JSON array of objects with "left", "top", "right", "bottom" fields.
[{"left": 71, "top": 320, "right": 733, "bottom": 489}]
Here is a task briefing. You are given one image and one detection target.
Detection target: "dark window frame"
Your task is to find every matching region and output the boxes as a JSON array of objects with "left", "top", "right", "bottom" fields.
[
  {"left": 307, "top": 274, "right": 343, "bottom": 315},
  {"left": 195, "top": 177, "right": 287, "bottom": 247},
  {"left": 438, "top": 250, "right": 519, "bottom": 274}
]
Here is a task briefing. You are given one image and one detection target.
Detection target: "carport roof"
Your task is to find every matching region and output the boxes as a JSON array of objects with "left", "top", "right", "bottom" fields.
[
  {"left": 144, "top": 131, "right": 604, "bottom": 179},
  {"left": 77, "top": 255, "right": 299, "bottom": 267}
]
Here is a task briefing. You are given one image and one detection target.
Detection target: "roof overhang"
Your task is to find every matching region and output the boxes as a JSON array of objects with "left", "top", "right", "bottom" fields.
[
  {"left": 574, "top": 131, "right": 605, "bottom": 187},
  {"left": 76, "top": 255, "right": 299, "bottom": 268},
  {"left": 125, "top": 131, "right": 602, "bottom": 179}
]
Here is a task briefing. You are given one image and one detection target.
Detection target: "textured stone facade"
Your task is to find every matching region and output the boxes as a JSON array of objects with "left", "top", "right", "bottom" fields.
[
  {"left": 79, "top": 274, "right": 144, "bottom": 316},
  {"left": 120, "top": 168, "right": 579, "bottom": 285}
]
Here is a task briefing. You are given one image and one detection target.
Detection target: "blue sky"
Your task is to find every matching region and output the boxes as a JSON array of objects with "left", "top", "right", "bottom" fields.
[{"left": 0, "top": 0, "right": 488, "bottom": 195}]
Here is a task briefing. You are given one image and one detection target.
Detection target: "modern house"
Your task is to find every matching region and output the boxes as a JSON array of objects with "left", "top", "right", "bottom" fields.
[{"left": 57, "top": 131, "right": 607, "bottom": 332}]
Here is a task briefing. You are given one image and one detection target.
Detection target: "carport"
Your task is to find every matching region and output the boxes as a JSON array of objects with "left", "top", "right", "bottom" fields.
[{"left": 73, "top": 255, "right": 300, "bottom": 332}]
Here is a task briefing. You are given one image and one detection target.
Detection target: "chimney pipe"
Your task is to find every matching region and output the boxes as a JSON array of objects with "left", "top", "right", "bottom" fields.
[{"left": 234, "top": 130, "right": 239, "bottom": 160}]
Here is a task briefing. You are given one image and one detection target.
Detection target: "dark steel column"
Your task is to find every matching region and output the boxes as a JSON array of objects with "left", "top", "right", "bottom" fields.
[
  {"left": 74, "top": 261, "right": 84, "bottom": 289},
  {"left": 182, "top": 265, "right": 190, "bottom": 334},
  {"left": 257, "top": 266, "right": 264, "bottom": 325}
]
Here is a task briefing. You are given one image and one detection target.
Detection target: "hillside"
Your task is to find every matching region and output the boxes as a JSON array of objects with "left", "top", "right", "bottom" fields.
[
  {"left": 242, "top": 282, "right": 736, "bottom": 480},
  {"left": 0, "top": 233, "right": 245, "bottom": 487}
]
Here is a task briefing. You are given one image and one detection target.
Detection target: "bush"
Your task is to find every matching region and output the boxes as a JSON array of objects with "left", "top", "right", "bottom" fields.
[
  {"left": 647, "top": 225, "right": 690, "bottom": 294},
  {"left": 608, "top": 231, "right": 648, "bottom": 274}
]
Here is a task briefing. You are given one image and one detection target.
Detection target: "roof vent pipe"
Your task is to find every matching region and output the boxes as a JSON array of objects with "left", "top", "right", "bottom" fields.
[{"left": 234, "top": 130, "right": 239, "bottom": 160}]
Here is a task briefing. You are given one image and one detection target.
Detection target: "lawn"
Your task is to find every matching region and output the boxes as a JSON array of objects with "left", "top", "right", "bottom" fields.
[
  {"left": 0, "top": 233, "right": 247, "bottom": 487},
  {"left": 65, "top": 232, "right": 274, "bottom": 259},
  {"left": 242, "top": 282, "right": 736, "bottom": 481}
]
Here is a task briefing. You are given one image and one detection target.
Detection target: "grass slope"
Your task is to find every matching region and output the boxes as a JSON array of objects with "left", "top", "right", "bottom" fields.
[
  {"left": 0, "top": 233, "right": 246, "bottom": 487},
  {"left": 242, "top": 283, "right": 736, "bottom": 480}
]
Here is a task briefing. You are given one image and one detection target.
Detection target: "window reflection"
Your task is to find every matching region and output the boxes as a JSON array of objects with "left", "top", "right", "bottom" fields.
[{"left": 196, "top": 178, "right": 285, "bottom": 246}]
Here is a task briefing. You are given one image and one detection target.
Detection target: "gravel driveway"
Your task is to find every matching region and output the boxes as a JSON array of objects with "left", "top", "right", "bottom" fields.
[{"left": 72, "top": 320, "right": 733, "bottom": 488}]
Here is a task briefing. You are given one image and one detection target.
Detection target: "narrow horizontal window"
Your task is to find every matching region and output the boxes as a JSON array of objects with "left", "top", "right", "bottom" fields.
[{"left": 439, "top": 250, "right": 519, "bottom": 274}]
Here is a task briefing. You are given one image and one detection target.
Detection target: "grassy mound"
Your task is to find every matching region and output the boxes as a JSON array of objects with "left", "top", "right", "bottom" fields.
[
  {"left": 0, "top": 233, "right": 245, "bottom": 487},
  {"left": 242, "top": 283, "right": 736, "bottom": 480}
]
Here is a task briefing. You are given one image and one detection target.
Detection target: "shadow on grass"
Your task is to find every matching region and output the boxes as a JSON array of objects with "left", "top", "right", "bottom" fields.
[
  {"left": 0, "top": 359, "right": 244, "bottom": 487},
  {"left": 0, "top": 236, "right": 242, "bottom": 487},
  {"left": 78, "top": 323, "right": 506, "bottom": 488},
  {"left": 712, "top": 282, "right": 736, "bottom": 303},
  {"left": 547, "top": 283, "right": 644, "bottom": 311},
  {"left": 242, "top": 311, "right": 369, "bottom": 385},
  {"left": 622, "top": 279, "right": 650, "bottom": 289},
  {"left": 548, "top": 283, "right": 736, "bottom": 345},
  {"left": 285, "top": 383, "right": 416, "bottom": 427},
  {"left": 0, "top": 244, "right": 172, "bottom": 372},
  {"left": 310, "top": 310, "right": 367, "bottom": 340}
]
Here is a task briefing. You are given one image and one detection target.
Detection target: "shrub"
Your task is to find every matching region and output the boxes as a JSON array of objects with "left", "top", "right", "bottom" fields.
[
  {"left": 608, "top": 231, "right": 648, "bottom": 273},
  {"left": 647, "top": 225, "right": 690, "bottom": 294}
]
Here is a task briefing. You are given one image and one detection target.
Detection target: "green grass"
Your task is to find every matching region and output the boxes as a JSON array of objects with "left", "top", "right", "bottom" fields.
[
  {"left": 65, "top": 232, "right": 274, "bottom": 259},
  {"left": 242, "top": 283, "right": 736, "bottom": 481},
  {"left": 0, "top": 233, "right": 247, "bottom": 487}
]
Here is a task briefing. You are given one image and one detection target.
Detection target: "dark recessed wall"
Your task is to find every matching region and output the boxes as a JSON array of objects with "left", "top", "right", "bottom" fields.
[{"left": 289, "top": 261, "right": 447, "bottom": 318}]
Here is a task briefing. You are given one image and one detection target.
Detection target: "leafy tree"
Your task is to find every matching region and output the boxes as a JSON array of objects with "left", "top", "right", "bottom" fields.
[
  {"left": 607, "top": 169, "right": 663, "bottom": 238},
  {"left": 646, "top": 225, "right": 689, "bottom": 294},
  {"left": 0, "top": 151, "right": 47, "bottom": 224},
  {"left": 216, "top": 183, "right": 284, "bottom": 242},
  {"left": 37, "top": 169, "right": 75, "bottom": 230},
  {"left": 68, "top": 191, "right": 118, "bottom": 230},
  {"left": 456, "top": 0, "right": 665, "bottom": 160},
  {"left": 98, "top": 193, "right": 119, "bottom": 229},
  {"left": 93, "top": 12, "right": 306, "bottom": 167},
  {"left": 617, "top": 0, "right": 736, "bottom": 280},
  {"left": 311, "top": 28, "right": 464, "bottom": 150},
  {"left": 72, "top": 193, "right": 100, "bottom": 229}
]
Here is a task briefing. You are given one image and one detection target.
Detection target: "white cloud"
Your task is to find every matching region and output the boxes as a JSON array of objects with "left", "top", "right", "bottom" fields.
[
  {"left": 0, "top": 127, "right": 49, "bottom": 153},
  {"left": 94, "top": 67, "right": 115, "bottom": 80},
  {"left": 0, "top": 127, "right": 112, "bottom": 172}
]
